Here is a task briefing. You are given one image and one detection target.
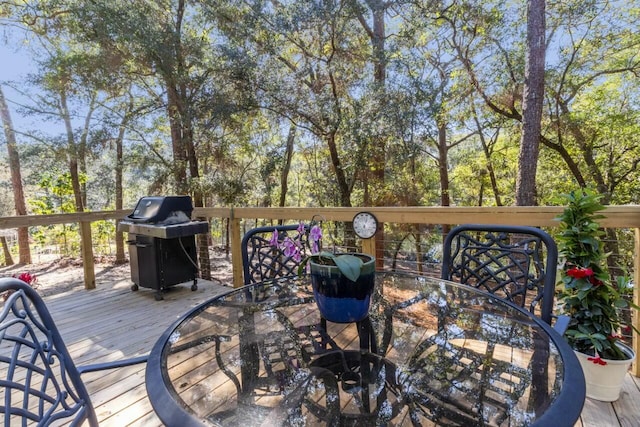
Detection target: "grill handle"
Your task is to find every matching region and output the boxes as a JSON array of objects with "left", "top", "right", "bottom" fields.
[{"left": 126, "top": 239, "right": 150, "bottom": 248}]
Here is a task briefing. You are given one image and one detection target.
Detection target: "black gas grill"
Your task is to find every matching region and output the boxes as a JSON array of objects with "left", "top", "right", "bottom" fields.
[{"left": 118, "top": 196, "right": 209, "bottom": 300}]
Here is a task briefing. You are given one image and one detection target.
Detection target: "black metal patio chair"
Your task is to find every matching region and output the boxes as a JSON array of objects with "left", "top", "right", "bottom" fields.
[
  {"left": 241, "top": 224, "right": 311, "bottom": 286},
  {"left": 441, "top": 224, "right": 566, "bottom": 331},
  {"left": 0, "top": 278, "right": 148, "bottom": 426},
  {"left": 241, "top": 223, "right": 375, "bottom": 346},
  {"left": 390, "top": 225, "right": 567, "bottom": 424}
]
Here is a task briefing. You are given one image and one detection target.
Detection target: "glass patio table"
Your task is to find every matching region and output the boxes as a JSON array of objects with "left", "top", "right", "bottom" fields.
[{"left": 145, "top": 272, "right": 585, "bottom": 427}]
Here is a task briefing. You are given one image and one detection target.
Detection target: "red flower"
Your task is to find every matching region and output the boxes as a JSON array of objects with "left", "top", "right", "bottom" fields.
[
  {"left": 587, "top": 356, "right": 607, "bottom": 366},
  {"left": 3, "top": 272, "right": 37, "bottom": 302},
  {"left": 16, "top": 272, "right": 37, "bottom": 285},
  {"left": 566, "top": 267, "right": 593, "bottom": 279},
  {"left": 588, "top": 276, "right": 604, "bottom": 286}
]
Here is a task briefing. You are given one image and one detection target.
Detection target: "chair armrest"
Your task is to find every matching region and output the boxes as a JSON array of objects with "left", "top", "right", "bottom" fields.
[
  {"left": 552, "top": 314, "right": 570, "bottom": 335},
  {"left": 77, "top": 354, "right": 148, "bottom": 375}
]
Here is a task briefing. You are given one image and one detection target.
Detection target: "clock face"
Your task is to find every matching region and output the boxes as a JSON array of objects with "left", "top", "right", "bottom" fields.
[{"left": 353, "top": 212, "right": 378, "bottom": 239}]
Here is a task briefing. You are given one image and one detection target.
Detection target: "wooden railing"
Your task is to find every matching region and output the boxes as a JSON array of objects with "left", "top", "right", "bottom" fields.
[{"left": 1, "top": 205, "right": 639, "bottom": 374}]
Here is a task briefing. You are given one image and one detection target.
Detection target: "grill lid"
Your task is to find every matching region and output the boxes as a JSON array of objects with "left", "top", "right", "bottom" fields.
[{"left": 126, "top": 196, "right": 194, "bottom": 224}]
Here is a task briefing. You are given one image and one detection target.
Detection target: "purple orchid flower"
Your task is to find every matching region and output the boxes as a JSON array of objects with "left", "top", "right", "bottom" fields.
[
  {"left": 269, "top": 229, "right": 279, "bottom": 248},
  {"left": 310, "top": 225, "right": 322, "bottom": 253},
  {"left": 282, "top": 236, "right": 301, "bottom": 262}
]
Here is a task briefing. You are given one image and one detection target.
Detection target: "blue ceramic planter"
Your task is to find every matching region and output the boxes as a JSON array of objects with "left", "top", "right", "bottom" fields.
[{"left": 310, "top": 253, "right": 376, "bottom": 323}]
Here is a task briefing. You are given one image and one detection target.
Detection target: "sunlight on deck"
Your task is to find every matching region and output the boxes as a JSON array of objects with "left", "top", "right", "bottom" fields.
[{"left": 31, "top": 277, "right": 640, "bottom": 427}]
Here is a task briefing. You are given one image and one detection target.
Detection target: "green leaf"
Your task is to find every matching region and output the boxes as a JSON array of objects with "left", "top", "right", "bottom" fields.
[
  {"left": 613, "top": 298, "right": 628, "bottom": 308},
  {"left": 333, "top": 254, "right": 363, "bottom": 282},
  {"left": 576, "top": 280, "right": 593, "bottom": 291}
]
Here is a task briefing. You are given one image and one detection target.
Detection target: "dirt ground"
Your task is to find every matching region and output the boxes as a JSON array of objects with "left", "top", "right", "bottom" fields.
[{"left": 0, "top": 247, "right": 234, "bottom": 297}]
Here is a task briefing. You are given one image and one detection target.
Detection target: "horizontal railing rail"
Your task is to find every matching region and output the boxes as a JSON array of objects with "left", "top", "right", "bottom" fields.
[
  {"left": 2, "top": 205, "right": 640, "bottom": 229},
  {"left": 1, "top": 205, "right": 639, "bottom": 375}
]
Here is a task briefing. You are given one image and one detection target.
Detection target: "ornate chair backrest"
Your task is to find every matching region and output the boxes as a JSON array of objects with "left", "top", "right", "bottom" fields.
[
  {"left": 441, "top": 224, "right": 558, "bottom": 324},
  {"left": 0, "top": 278, "right": 97, "bottom": 426},
  {"left": 241, "top": 224, "right": 310, "bottom": 286}
]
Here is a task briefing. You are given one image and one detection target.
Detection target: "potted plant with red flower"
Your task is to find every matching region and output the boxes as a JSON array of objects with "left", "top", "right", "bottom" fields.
[{"left": 556, "top": 188, "right": 638, "bottom": 401}]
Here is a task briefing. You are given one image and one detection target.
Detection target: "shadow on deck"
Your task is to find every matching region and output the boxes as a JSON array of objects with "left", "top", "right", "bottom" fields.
[{"left": 38, "top": 277, "right": 640, "bottom": 427}]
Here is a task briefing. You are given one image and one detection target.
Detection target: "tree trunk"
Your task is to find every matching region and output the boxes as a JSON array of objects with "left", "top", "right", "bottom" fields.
[
  {"left": 326, "top": 131, "right": 352, "bottom": 207},
  {"left": 60, "top": 90, "right": 85, "bottom": 212},
  {"left": 516, "top": 0, "right": 546, "bottom": 206},
  {"left": 354, "top": 2, "right": 388, "bottom": 269},
  {"left": 415, "top": 232, "right": 424, "bottom": 275},
  {"left": 437, "top": 123, "right": 450, "bottom": 207},
  {"left": 436, "top": 122, "right": 452, "bottom": 240},
  {"left": 0, "top": 85, "right": 31, "bottom": 264},
  {"left": 370, "top": 4, "right": 386, "bottom": 202},
  {"left": 372, "top": 4, "right": 388, "bottom": 269},
  {"left": 1, "top": 236, "right": 14, "bottom": 266},
  {"left": 279, "top": 125, "right": 296, "bottom": 207},
  {"left": 181, "top": 98, "right": 211, "bottom": 279},
  {"left": 166, "top": 83, "right": 189, "bottom": 194},
  {"left": 558, "top": 102, "right": 608, "bottom": 196},
  {"left": 178, "top": 84, "right": 211, "bottom": 280},
  {"left": 472, "top": 111, "right": 503, "bottom": 206},
  {"left": 115, "top": 96, "right": 133, "bottom": 264},
  {"left": 60, "top": 89, "right": 95, "bottom": 288},
  {"left": 78, "top": 95, "right": 96, "bottom": 209}
]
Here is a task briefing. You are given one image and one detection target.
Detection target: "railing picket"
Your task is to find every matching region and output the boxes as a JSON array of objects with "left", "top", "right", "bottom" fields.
[{"left": 633, "top": 228, "right": 640, "bottom": 376}]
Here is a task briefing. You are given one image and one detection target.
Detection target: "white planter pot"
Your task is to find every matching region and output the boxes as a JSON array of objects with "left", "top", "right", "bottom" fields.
[{"left": 575, "top": 343, "right": 636, "bottom": 402}]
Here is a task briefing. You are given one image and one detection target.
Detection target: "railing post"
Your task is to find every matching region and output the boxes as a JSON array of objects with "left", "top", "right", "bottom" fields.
[
  {"left": 230, "top": 214, "right": 244, "bottom": 288},
  {"left": 362, "top": 237, "right": 376, "bottom": 261},
  {"left": 79, "top": 220, "right": 96, "bottom": 290},
  {"left": 633, "top": 228, "right": 640, "bottom": 376}
]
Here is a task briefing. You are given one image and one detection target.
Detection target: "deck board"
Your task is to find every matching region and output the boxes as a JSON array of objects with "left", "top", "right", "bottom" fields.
[
  {"left": 46, "top": 279, "right": 231, "bottom": 426},
  {"left": 612, "top": 374, "right": 640, "bottom": 426},
  {"left": 32, "top": 279, "right": 640, "bottom": 426}
]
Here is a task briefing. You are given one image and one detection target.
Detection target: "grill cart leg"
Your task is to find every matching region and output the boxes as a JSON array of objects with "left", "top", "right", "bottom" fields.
[{"left": 191, "top": 279, "right": 198, "bottom": 291}]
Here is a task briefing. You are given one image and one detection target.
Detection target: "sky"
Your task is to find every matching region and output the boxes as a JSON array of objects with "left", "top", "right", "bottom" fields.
[
  {"left": 1, "top": 36, "right": 107, "bottom": 140},
  {"left": 0, "top": 42, "right": 45, "bottom": 135},
  {"left": 0, "top": 43, "right": 32, "bottom": 80}
]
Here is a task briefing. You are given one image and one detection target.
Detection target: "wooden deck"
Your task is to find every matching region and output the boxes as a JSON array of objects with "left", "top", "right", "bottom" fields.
[
  {"left": 36, "top": 279, "right": 640, "bottom": 426},
  {"left": 42, "top": 277, "right": 231, "bottom": 426}
]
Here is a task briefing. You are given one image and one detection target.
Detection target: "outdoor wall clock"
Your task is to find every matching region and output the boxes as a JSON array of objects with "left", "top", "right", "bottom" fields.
[{"left": 353, "top": 211, "right": 378, "bottom": 239}]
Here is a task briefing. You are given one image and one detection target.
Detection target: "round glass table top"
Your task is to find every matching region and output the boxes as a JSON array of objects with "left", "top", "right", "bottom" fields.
[{"left": 146, "top": 272, "right": 584, "bottom": 427}]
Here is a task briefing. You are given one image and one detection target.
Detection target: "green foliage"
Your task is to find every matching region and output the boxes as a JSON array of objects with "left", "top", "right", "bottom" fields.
[
  {"left": 28, "top": 172, "right": 83, "bottom": 257},
  {"left": 92, "top": 220, "right": 115, "bottom": 252},
  {"left": 3, "top": 0, "right": 640, "bottom": 212},
  {"left": 555, "top": 188, "right": 606, "bottom": 269},
  {"left": 556, "top": 188, "right": 636, "bottom": 360},
  {"left": 30, "top": 172, "right": 82, "bottom": 215}
]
